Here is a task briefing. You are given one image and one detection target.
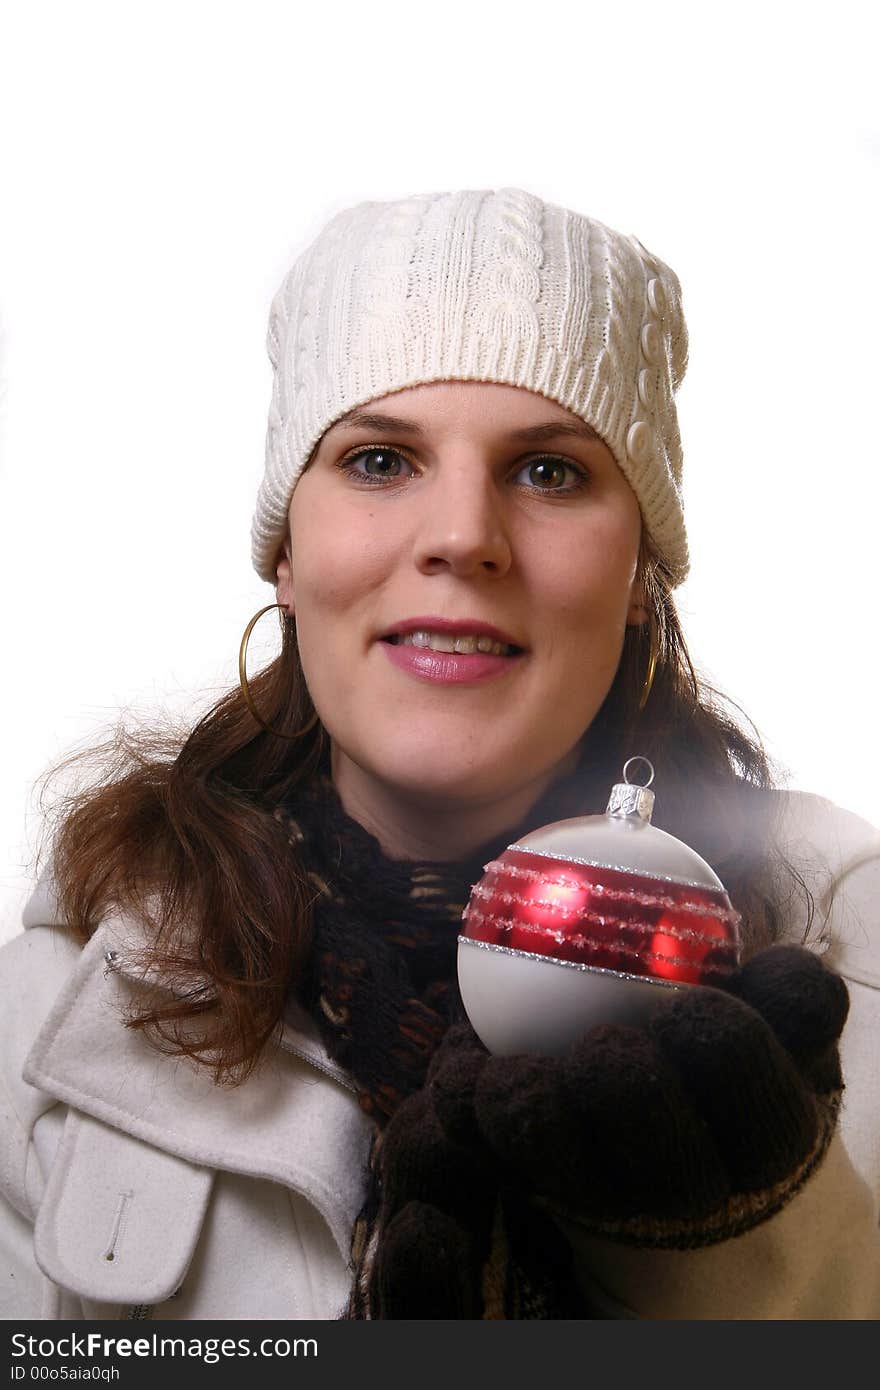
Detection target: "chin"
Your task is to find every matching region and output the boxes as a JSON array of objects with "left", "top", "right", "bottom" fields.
[
  {"left": 378, "top": 760, "right": 499, "bottom": 804},
  {"left": 370, "top": 747, "right": 559, "bottom": 813},
  {"left": 333, "top": 720, "right": 580, "bottom": 810}
]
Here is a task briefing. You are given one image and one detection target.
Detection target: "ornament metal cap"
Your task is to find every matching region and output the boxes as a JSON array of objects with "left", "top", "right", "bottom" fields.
[{"left": 606, "top": 756, "right": 655, "bottom": 822}]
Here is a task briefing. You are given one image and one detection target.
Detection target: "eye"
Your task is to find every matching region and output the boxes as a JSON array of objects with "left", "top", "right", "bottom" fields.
[
  {"left": 515, "top": 456, "right": 590, "bottom": 494},
  {"left": 335, "top": 446, "right": 590, "bottom": 494},
  {"left": 337, "top": 446, "right": 414, "bottom": 483}
]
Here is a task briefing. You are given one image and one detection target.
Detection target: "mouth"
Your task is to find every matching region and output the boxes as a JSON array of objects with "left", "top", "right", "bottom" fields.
[
  {"left": 378, "top": 628, "right": 527, "bottom": 686},
  {"left": 378, "top": 618, "right": 527, "bottom": 658},
  {"left": 381, "top": 632, "right": 524, "bottom": 658}
]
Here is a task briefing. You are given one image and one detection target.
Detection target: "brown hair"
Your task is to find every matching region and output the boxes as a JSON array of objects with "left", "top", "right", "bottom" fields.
[{"left": 39, "top": 540, "right": 812, "bottom": 1083}]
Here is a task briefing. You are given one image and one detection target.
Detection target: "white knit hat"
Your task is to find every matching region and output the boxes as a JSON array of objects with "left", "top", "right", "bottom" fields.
[{"left": 252, "top": 188, "right": 689, "bottom": 585}]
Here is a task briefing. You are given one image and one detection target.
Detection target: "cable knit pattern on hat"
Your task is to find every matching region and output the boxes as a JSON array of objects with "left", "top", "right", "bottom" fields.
[{"left": 252, "top": 188, "right": 690, "bottom": 585}]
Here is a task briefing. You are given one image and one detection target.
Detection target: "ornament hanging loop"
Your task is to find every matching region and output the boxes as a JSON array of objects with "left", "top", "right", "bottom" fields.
[
  {"left": 622, "top": 756, "right": 655, "bottom": 789},
  {"left": 608, "top": 756, "right": 656, "bottom": 822}
]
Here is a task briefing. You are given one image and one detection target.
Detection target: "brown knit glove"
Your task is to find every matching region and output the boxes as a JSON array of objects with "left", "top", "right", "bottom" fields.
[
  {"left": 364, "top": 1081, "right": 495, "bottom": 1318},
  {"left": 447, "top": 944, "right": 848, "bottom": 1248},
  {"left": 366, "top": 945, "right": 848, "bottom": 1315},
  {"left": 365, "top": 1033, "right": 587, "bottom": 1318}
]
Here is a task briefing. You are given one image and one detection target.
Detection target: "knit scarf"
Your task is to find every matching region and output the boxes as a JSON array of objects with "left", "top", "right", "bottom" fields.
[{"left": 275, "top": 766, "right": 598, "bottom": 1318}]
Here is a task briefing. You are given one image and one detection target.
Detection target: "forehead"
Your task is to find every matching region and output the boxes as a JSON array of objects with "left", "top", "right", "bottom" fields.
[{"left": 323, "top": 381, "right": 604, "bottom": 447}]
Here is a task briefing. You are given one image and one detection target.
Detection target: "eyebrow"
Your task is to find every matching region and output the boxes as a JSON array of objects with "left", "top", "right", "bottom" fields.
[{"left": 329, "top": 408, "right": 603, "bottom": 445}]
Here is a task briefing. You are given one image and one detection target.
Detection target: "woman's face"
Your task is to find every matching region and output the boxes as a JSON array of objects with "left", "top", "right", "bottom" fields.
[{"left": 277, "top": 381, "right": 645, "bottom": 840}]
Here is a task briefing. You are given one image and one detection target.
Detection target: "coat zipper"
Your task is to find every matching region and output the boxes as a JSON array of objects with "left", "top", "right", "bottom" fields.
[
  {"left": 106, "top": 951, "right": 358, "bottom": 1096},
  {"left": 277, "top": 1033, "right": 359, "bottom": 1094}
]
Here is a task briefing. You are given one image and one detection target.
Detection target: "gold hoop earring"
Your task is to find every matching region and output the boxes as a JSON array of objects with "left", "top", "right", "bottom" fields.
[
  {"left": 638, "top": 617, "right": 659, "bottom": 712},
  {"left": 238, "top": 603, "right": 320, "bottom": 740}
]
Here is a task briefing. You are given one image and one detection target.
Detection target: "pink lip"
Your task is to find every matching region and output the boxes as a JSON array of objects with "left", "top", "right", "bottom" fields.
[
  {"left": 380, "top": 640, "right": 525, "bottom": 684},
  {"left": 380, "top": 615, "right": 524, "bottom": 649}
]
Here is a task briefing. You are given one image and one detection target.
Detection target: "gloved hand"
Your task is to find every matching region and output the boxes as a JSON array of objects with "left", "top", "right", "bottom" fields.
[
  {"left": 364, "top": 1075, "right": 585, "bottom": 1319},
  {"left": 439, "top": 943, "right": 848, "bottom": 1246},
  {"left": 366, "top": 944, "right": 848, "bottom": 1315}
]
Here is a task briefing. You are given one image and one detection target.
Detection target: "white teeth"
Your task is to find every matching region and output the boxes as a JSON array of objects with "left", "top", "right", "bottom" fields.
[{"left": 394, "top": 630, "right": 515, "bottom": 656}]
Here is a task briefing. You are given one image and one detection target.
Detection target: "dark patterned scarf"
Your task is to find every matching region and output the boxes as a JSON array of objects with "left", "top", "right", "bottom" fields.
[{"left": 275, "top": 766, "right": 597, "bottom": 1318}]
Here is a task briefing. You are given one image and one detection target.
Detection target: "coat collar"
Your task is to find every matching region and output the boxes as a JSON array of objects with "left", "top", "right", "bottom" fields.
[{"left": 23, "top": 915, "right": 374, "bottom": 1303}]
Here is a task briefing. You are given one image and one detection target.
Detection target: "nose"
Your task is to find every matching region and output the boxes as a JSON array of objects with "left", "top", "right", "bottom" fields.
[{"left": 411, "top": 455, "right": 513, "bottom": 578}]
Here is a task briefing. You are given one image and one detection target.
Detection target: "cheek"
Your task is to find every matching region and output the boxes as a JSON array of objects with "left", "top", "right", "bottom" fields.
[
  {"left": 289, "top": 487, "right": 389, "bottom": 611},
  {"left": 533, "top": 516, "right": 640, "bottom": 632}
]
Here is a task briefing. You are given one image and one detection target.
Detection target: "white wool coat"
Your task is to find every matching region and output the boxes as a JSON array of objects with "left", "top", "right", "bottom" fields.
[{"left": 1, "top": 789, "right": 879, "bottom": 1321}]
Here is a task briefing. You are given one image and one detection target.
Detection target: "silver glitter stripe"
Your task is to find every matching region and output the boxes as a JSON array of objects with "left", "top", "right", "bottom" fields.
[
  {"left": 470, "top": 874, "right": 740, "bottom": 928},
  {"left": 457, "top": 935, "right": 701, "bottom": 984},
  {"left": 463, "top": 901, "right": 736, "bottom": 950},
  {"left": 472, "top": 856, "right": 734, "bottom": 922},
  {"left": 461, "top": 918, "right": 734, "bottom": 973},
  {"left": 494, "top": 847, "right": 725, "bottom": 893}
]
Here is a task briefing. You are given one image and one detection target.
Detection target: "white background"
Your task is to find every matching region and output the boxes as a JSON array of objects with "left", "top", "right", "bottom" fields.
[{"left": 1, "top": 0, "right": 877, "bottom": 944}]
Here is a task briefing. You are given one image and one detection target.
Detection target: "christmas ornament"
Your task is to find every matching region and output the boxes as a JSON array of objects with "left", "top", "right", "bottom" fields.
[{"left": 457, "top": 758, "right": 742, "bottom": 1055}]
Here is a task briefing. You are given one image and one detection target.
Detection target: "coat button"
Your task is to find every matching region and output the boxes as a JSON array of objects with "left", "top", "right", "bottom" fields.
[
  {"left": 647, "top": 277, "right": 667, "bottom": 317},
  {"left": 626, "top": 421, "right": 655, "bottom": 465},
  {"left": 640, "top": 321, "right": 662, "bottom": 364},
  {"left": 637, "top": 368, "right": 656, "bottom": 409}
]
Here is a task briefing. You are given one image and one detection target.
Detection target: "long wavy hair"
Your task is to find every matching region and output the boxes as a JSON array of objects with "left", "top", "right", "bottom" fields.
[{"left": 39, "top": 535, "right": 813, "bottom": 1083}]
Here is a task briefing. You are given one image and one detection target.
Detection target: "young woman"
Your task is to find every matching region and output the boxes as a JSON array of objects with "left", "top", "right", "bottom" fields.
[{"left": 2, "top": 188, "right": 878, "bottom": 1320}]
